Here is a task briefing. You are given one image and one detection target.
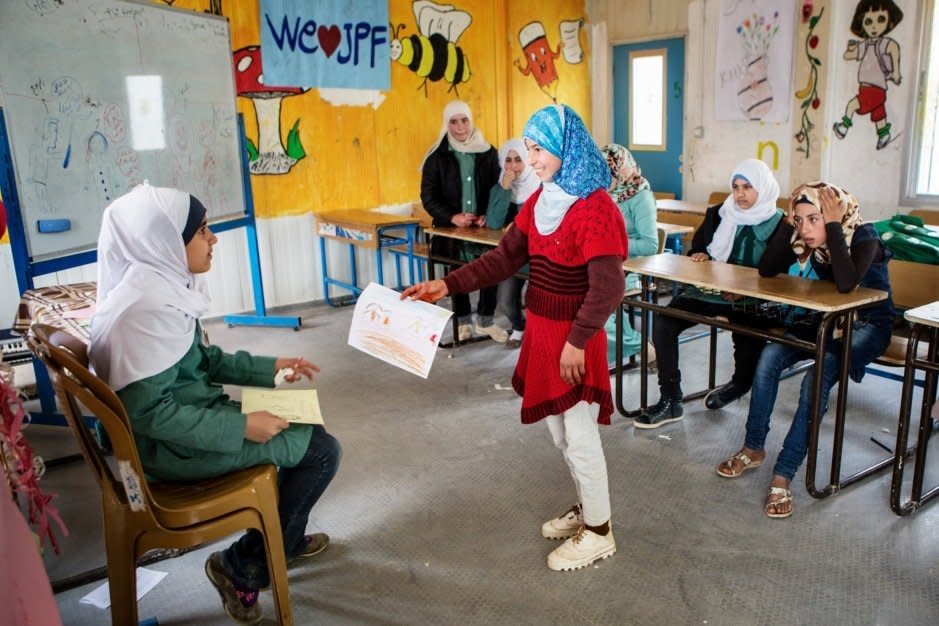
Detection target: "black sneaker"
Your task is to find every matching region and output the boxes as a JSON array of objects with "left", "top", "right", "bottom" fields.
[
  {"left": 633, "top": 398, "right": 683, "bottom": 429},
  {"left": 704, "top": 382, "right": 747, "bottom": 410},
  {"left": 205, "top": 552, "right": 262, "bottom": 624}
]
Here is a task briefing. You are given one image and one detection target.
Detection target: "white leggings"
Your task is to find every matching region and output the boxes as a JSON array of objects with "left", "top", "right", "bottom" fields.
[{"left": 545, "top": 401, "right": 611, "bottom": 526}]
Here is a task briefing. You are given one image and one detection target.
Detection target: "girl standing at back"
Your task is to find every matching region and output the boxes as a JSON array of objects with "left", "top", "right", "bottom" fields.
[
  {"left": 403, "top": 105, "right": 628, "bottom": 571},
  {"left": 486, "top": 138, "right": 541, "bottom": 348},
  {"left": 420, "top": 100, "right": 506, "bottom": 343}
]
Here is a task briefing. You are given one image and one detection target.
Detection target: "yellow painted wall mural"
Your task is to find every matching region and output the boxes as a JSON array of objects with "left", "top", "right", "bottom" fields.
[{"left": 161, "top": 0, "right": 589, "bottom": 218}]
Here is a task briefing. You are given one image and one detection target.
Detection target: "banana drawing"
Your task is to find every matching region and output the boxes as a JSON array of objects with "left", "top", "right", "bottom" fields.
[{"left": 794, "top": 73, "right": 813, "bottom": 100}]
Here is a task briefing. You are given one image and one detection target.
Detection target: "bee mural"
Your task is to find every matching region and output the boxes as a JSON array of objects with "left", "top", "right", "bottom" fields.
[{"left": 390, "top": 0, "right": 473, "bottom": 96}]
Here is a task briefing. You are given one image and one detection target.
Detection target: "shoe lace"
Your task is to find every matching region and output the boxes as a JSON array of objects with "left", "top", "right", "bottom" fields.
[{"left": 569, "top": 526, "right": 586, "bottom": 544}]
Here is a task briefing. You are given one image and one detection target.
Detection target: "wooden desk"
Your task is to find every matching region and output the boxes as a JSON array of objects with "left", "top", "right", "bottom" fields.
[
  {"left": 315, "top": 210, "right": 421, "bottom": 306},
  {"left": 890, "top": 301, "right": 939, "bottom": 515},
  {"left": 424, "top": 226, "right": 523, "bottom": 347},
  {"left": 618, "top": 253, "right": 889, "bottom": 499},
  {"left": 655, "top": 199, "right": 708, "bottom": 214}
]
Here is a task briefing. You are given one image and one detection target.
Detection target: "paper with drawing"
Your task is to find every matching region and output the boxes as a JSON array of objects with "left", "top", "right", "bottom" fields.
[
  {"left": 241, "top": 388, "right": 324, "bottom": 424},
  {"left": 348, "top": 282, "right": 452, "bottom": 378}
]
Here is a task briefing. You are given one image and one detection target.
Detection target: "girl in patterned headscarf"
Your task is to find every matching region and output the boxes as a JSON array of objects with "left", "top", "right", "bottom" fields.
[
  {"left": 403, "top": 104, "right": 627, "bottom": 572},
  {"left": 716, "top": 181, "right": 894, "bottom": 520},
  {"left": 601, "top": 144, "right": 658, "bottom": 366}
]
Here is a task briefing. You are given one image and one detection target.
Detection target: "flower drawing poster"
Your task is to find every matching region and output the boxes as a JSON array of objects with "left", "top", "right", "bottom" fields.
[{"left": 715, "top": 0, "right": 795, "bottom": 122}]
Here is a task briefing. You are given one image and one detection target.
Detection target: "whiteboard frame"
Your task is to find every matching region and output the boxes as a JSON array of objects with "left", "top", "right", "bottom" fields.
[{"left": 0, "top": 0, "right": 248, "bottom": 262}]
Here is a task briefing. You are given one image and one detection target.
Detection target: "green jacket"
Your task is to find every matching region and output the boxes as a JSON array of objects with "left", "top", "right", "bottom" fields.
[
  {"left": 117, "top": 329, "right": 312, "bottom": 481},
  {"left": 873, "top": 214, "right": 939, "bottom": 264}
]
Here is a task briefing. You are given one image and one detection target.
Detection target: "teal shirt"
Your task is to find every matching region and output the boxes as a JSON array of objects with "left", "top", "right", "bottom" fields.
[
  {"left": 685, "top": 210, "right": 784, "bottom": 303},
  {"left": 452, "top": 148, "right": 478, "bottom": 215},
  {"left": 618, "top": 189, "right": 659, "bottom": 291},
  {"left": 117, "top": 328, "right": 312, "bottom": 481}
]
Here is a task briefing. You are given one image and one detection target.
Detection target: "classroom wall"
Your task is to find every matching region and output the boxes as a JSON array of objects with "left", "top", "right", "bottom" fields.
[
  {"left": 0, "top": 0, "right": 590, "bottom": 323},
  {"left": 588, "top": 0, "right": 921, "bottom": 219}
]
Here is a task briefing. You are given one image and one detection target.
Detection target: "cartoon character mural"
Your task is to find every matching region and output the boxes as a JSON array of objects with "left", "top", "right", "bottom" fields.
[
  {"left": 390, "top": 1, "right": 472, "bottom": 96},
  {"left": 514, "top": 19, "right": 584, "bottom": 103},
  {"left": 233, "top": 45, "right": 308, "bottom": 175},
  {"left": 832, "top": 0, "right": 903, "bottom": 150},
  {"left": 514, "top": 22, "right": 561, "bottom": 102}
]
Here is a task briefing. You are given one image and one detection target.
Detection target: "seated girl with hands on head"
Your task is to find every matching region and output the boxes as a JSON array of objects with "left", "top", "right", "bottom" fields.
[
  {"left": 88, "top": 183, "right": 341, "bottom": 625},
  {"left": 404, "top": 104, "right": 628, "bottom": 573},
  {"left": 715, "top": 183, "right": 893, "bottom": 519}
]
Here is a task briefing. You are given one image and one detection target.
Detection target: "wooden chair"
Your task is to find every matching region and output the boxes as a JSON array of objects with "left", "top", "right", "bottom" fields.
[
  {"left": 910, "top": 209, "right": 939, "bottom": 226},
  {"left": 28, "top": 324, "right": 294, "bottom": 626}
]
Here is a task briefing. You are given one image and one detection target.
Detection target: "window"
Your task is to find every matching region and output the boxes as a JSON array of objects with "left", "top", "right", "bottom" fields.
[
  {"left": 905, "top": 0, "right": 939, "bottom": 205},
  {"left": 628, "top": 49, "right": 666, "bottom": 152}
]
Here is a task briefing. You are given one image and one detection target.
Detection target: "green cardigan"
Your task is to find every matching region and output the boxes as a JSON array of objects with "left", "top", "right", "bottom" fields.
[{"left": 117, "top": 329, "right": 312, "bottom": 481}]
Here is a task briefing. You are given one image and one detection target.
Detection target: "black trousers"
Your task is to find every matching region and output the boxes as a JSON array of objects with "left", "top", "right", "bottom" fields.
[{"left": 652, "top": 293, "right": 773, "bottom": 399}]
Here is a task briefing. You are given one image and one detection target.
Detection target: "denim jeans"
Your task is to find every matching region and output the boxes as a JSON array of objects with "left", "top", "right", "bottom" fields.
[
  {"left": 743, "top": 319, "right": 891, "bottom": 480},
  {"left": 497, "top": 276, "right": 526, "bottom": 332},
  {"left": 223, "top": 425, "right": 341, "bottom": 589}
]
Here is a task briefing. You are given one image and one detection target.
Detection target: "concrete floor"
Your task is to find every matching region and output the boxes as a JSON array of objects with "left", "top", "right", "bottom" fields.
[{"left": 24, "top": 300, "right": 939, "bottom": 625}]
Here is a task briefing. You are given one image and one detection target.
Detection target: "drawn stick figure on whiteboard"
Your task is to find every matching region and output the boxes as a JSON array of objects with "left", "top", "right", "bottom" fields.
[
  {"left": 832, "top": 0, "right": 903, "bottom": 150},
  {"left": 84, "top": 131, "right": 116, "bottom": 210},
  {"left": 27, "top": 117, "right": 58, "bottom": 214}
]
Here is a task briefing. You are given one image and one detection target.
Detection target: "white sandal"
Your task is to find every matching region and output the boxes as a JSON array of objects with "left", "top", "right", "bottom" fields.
[
  {"left": 715, "top": 450, "right": 763, "bottom": 478},
  {"left": 764, "top": 486, "right": 793, "bottom": 519}
]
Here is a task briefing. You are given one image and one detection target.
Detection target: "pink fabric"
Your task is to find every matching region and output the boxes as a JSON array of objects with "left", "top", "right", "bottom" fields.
[{"left": 0, "top": 475, "right": 63, "bottom": 625}]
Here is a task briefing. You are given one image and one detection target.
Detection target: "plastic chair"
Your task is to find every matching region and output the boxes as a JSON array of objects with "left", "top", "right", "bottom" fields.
[{"left": 28, "top": 324, "right": 294, "bottom": 625}]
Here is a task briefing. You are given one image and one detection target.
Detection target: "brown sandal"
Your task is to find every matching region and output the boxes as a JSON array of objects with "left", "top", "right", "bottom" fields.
[
  {"left": 715, "top": 450, "right": 764, "bottom": 478},
  {"left": 764, "top": 486, "right": 793, "bottom": 519}
]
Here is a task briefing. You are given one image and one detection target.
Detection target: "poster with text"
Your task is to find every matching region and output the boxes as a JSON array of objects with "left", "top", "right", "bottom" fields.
[
  {"left": 715, "top": 0, "right": 795, "bottom": 122},
  {"left": 260, "top": 0, "right": 390, "bottom": 89}
]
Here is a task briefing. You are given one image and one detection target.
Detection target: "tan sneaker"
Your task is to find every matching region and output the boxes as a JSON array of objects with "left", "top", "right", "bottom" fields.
[
  {"left": 540, "top": 504, "right": 583, "bottom": 539},
  {"left": 474, "top": 322, "right": 508, "bottom": 343},
  {"left": 547, "top": 527, "right": 616, "bottom": 571},
  {"left": 457, "top": 323, "right": 473, "bottom": 342}
]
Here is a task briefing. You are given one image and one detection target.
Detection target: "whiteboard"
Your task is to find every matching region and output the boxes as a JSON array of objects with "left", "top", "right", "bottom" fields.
[{"left": 0, "top": 0, "right": 246, "bottom": 261}]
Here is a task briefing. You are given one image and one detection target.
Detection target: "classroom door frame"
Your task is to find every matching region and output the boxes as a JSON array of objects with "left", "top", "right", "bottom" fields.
[{"left": 612, "top": 35, "right": 685, "bottom": 199}]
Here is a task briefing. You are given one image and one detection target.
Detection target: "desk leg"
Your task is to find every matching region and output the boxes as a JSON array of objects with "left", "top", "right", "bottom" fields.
[
  {"left": 829, "top": 310, "right": 856, "bottom": 490},
  {"left": 640, "top": 276, "right": 651, "bottom": 411},
  {"left": 806, "top": 315, "right": 835, "bottom": 498},
  {"left": 348, "top": 242, "right": 359, "bottom": 290},
  {"left": 893, "top": 325, "right": 939, "bottom": 514},
  {"left": 319, "top": 236, "right": 336, "bottom": 306},
  {"left": 614, "top": 295, "right": 625, "bottom": 416}
]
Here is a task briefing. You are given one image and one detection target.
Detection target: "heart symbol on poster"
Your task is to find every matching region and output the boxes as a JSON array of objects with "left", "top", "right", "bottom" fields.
[{"left": 317, "top": 24, "right": 341, "bottom": 57}]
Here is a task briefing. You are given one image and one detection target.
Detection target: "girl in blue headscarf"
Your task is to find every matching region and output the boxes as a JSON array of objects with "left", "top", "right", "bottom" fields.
[{"left": 403, "top": 105, "right": 628, "bottom": 572}]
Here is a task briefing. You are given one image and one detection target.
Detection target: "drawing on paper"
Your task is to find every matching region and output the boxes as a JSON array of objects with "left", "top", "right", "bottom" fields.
[{"left": 348, "top": 283, "right": 452, "bottom": 378}]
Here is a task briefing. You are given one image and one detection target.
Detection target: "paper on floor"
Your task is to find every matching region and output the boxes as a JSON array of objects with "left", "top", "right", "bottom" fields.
[{"left": 79, "top": 567, "right": 167, "bottom": 609}]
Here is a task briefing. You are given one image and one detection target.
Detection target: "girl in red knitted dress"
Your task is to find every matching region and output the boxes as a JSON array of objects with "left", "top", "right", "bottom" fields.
[{"left": 402, "top": 105, "right": 627, "bottom": 571}]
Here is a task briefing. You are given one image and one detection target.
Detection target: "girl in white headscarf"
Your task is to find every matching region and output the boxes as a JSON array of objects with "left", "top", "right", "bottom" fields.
[
  {"left": 89, "top": 182, "right": 340, "bottom": 623},
  {"left": 486, "top": 138, "right": 541, "bottom": 347},
  {"left": 635, "top": 158, "right": 789, "bottom": 429},
  {"left": 419, "top": 100, "right": 506, "bottom": 342}
]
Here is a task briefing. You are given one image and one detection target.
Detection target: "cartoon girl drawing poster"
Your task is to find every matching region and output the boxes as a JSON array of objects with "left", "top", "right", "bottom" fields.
[{"left": 832, "top": 0, "right": 903, "bottom": 150}]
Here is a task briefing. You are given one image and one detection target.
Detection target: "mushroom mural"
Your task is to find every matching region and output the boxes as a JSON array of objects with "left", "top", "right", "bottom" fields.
[{"left": 233, "top": 45, "right": 307, "bottom": 175}]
